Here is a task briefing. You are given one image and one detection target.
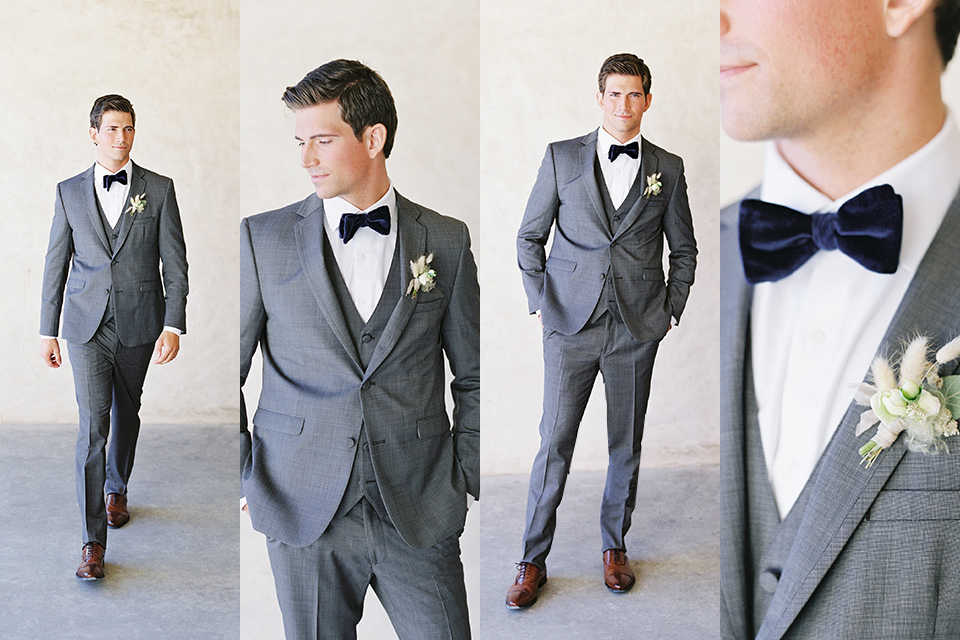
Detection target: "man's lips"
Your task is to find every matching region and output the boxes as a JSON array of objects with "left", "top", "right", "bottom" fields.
[{"left": 720, "top": 63, "right": 756, "bottom": 79}]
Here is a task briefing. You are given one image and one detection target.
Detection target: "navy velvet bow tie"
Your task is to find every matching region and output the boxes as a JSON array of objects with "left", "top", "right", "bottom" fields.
[
  {"left": 338, "top": 205, "right": 390, "bottom": 244},
  {"left": 103, "top": 170, "right": 127, "bottom": 191},
  {"left": 739, "top": 184, "right": 903, "bottom": 284},
  {"left": 608, "top": 141, "right": 639, "bottom": 162}
]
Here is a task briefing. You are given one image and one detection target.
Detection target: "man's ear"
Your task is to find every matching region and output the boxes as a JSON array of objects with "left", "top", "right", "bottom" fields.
[
  {"left": 366, "top": 123, "right": 387, "bottom": 158},
  {"left": 884, "top": 0, "right": 936, "bottom": 38},
  {"left": 89, "top": 126, "right": 99, "bottom": 145}
]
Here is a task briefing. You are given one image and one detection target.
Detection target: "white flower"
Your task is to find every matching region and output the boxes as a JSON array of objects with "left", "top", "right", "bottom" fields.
[
  {"left": 125, "top": 192, "right": 146, "bottom": 216},
  {"left": 642, "top": 172, "right": 662, "bottom": 198},
  {"left": 406, "top": 253, "right": 437, "bottom": 298}
]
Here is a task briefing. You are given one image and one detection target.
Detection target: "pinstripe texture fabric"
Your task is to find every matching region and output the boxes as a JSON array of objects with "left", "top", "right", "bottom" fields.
[
  {"left": 720, "top": 187, "right": 960, "bottom": 639},
  {"left": 240, "top": 192, "right": 479, "bottom": 551}
]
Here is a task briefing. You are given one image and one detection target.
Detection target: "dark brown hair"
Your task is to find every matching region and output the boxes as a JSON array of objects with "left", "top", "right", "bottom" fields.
[
  {"left": 598, "top": 53, "right": 651, "bottom": 95},
  {"left": 282, "top": 59, "right": 399, "bottom": 158},
  {"left": 935, "top": 0, "right": 960, "bottom": 66},
  {"left": 90, "top": 94, "right": 135, "bottom": 129}
]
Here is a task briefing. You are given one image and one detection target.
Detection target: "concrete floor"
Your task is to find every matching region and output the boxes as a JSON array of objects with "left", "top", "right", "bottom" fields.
[
  {"left": 0, "top": 423, "right": 239, "bottom": 639},
  {"left": 476, "top": 466, "right": 720, "bottom": 640},
  {"left": 241, "top": 464, "right": 719, "bottom": 639}
]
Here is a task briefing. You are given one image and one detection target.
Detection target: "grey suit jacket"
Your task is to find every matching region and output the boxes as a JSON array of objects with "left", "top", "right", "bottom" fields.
[
  {"left": 720, "top": 188, "right": 960, "bottom": 639},
  {"left": 240, "top": 192, "right": 480, "bottom": 549},
  {"left": 40, "top": 162, "right": 188, "bottom": 345},
  {"left": 517, "top": 132, "right": 697, "bottom": 342}
]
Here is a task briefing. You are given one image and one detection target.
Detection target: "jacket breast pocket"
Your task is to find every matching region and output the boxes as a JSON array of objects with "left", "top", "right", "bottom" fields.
[
  {"left": 253, "top": 407, "right": 305, "bottom": 436},
  {"left": 866, "top": 490, "right": 960, "bottom": 521},
  {"left": 412, "top": 295, "right": 444, "bottom": 313}
]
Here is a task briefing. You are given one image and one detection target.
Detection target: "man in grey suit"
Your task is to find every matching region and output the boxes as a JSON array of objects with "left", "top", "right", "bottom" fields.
[
  {"left": 240, "top": 60, "right": 479, "bottom": 639},
  {"left": 40, "top": 94, "right": 188, "bottom": 580},
  {"left": 720, "top": 0, "right": 960, "bottom": 637},
  {"left": 507, "top": 53, "right": 697, "bottom": 608}
]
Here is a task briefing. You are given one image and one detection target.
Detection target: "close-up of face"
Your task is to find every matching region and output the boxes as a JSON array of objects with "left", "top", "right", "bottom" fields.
[
  {"left": 295, "top": 100, "right": 381, "bottom": 207},
  {"left": 597, "top": 73, "right": 652, "bottom": 143},
  {"left": 720, "top": 0, "right": 891, "bottom": 143},
  {"left": 90, "top": 110, "right": 135, "bottom": 171}
]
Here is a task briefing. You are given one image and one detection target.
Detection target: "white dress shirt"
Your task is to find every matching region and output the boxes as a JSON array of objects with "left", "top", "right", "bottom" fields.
[
  {"left": 322, "top": 185, "right": 398, "bottom": 323},
  {"left": 596, "top": 127, "right": 642, "bottom": 208},
  {"left": 752, "top": 113, "right": 960, "bottom": 518},
  {"left": 93, "top": 160, "right": 133, "bottom": 228}
]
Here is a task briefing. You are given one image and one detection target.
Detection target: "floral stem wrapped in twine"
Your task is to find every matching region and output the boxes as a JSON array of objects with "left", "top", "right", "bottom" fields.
[{"left": 854, "top": 335, "right": 960, "bottom": 467}]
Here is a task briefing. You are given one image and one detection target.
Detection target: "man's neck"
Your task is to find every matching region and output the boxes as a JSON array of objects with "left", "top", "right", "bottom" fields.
[
  {"left": 776, "top": 67, "right": 945, "bottom": 200},
  {"left": 339, "top": 169, "right": 391, "bottom": 212}
]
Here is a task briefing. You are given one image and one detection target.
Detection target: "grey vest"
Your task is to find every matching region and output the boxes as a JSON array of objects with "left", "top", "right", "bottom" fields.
[
  {"left": 589, "top": 156, "right": 646, "bottom": 323},
  {"left": 325, "top": 233, "right": 403, "bottom": 520},
  {"left": 743, "top": 353, "right": 819, "bottom": 634},
  {"left": 94, "top": 190, "right": 124, "bottom": 322}
]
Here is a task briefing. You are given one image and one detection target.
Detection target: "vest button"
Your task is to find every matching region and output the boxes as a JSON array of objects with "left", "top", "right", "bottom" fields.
[
  {"left": 362, "top": 442, "right": 369, "bottom": 451},
  {"left": 361, "top": 333, "right": 373, "bottom": 343},
  {"left": 759, "top": 569, "right": 780, "bottom": 593}
]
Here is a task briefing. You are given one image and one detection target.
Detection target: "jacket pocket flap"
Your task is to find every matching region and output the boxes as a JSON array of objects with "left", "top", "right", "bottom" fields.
[
  {"left": 66, "top": 278, "right": 85, "bottom": 291},
  {"left": 139, "top": 280, "right": 162, "bottom": 292},
  {"left": 253, "top": 407, "right": 305, "bottom": 435},
  {"left": 867, "top": 490, "right": 960, "bottom": 521},
  {"left": 546, "top": 256, "right": 576, "bottom": 272},
  {"left": 642, "top": 268, "right": 665, "bottom": 281},
  {"left": 417, "top": 413, "right": 450, "bottom": 438}
]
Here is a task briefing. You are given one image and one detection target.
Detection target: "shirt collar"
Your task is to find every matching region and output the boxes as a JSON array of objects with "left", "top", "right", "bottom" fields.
[
  {"left": 322, "top": 183, "right": 397, "bottom": 236},
  {"left": 597, "top": 126, "right": 642, "bottom": 157},
  {"left": 94, "top": 159, "right": 133, "bottom": 183},
  {"left": 760, "top": 111, "right": 960, "bottom": 273}
]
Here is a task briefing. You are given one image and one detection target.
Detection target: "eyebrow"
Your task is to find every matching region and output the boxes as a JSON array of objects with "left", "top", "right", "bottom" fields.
[{"left": 294, "top": 133, "right": 338, "bottom": 141}]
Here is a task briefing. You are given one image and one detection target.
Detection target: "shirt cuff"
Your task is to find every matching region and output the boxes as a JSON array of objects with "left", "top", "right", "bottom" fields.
[
  {"left": 163, "top": 326, "right": 182, "bottom": 336},
  {"left": 40, "top": 335, "right": 57, "bottom": 340}
]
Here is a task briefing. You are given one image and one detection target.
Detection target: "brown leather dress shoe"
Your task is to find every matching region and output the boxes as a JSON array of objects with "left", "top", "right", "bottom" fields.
[
  {"left": 505, "top": 562, "right": 546, "bottom": 609},
  {"left": 106, "top": 493, "right": 129, "bottom": 528},
  {"left": 603, "top": 549, "right": 636, "bottom": 592},
  {"left": 76, "top": 542, "right": 105, "bottom": 580}
]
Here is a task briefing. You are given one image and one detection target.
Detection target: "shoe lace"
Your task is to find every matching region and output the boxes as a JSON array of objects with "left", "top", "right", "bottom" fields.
[
  {"left": 607, "top": 549, "right": 625, "bottom": 564},
  {"left": 514, "top": 562, "right": 534, "bottom": 583}
]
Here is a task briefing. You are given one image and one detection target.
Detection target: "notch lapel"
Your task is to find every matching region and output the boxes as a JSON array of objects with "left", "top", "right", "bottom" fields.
[
  {"left": 363, "top": 193, "right": 425, "bottom": 379},
  {"left": 579, "top": 130, "right": 612, "bottom": 237},
  {"left": 757, "top": 187, "right": 960, "bottom": 639},
  {"left": 112, "top": 163, "right": 144, "bottom": 256},
  {"left": 294, "top": 196, "right": 363, "bottom": 372},
  {"left": 613, "top": 138, "right": 658, "bottom": 239},
  {"left": 79, "top": 165, "right": 111, "bottom": 252}
]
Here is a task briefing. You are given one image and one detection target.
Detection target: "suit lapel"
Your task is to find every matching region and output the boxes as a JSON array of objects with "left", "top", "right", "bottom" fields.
[
  {"left": 579, "top": 130, "right": 612, "bottom": 237},
  {"left": 363, "top": 193, "right": 424, "bottom": 379},
  {"left": 758, "top": 186, "right": 960, "bottom": 639},
  {"left": 294, "top": 195, "right": 363, "bottom": 371},
  {"left": 613, "top": 137, "right": 658, "bottom": 239},
  {"left": 79, "top": 165, "right": 111, "bottom": 252},
  {"left": 719, "top": 195, "right": 756, "bottom": 639},
  {"left": 112, "top": 162, "right": 144, "bottom": 256}
]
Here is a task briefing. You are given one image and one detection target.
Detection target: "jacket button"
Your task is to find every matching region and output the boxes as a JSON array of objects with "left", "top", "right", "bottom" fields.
[
  {"left": 345, "top": 437, "right": 356, "bottom": 448},
  {"left": 759, "top": 569, "right": 780, "bottom": 593},
  {"left": 111, "top": 259, "right": 118, "bottom": 266},
  {"left": 361, "top": 381, "right": 371, "bottom": 390}
]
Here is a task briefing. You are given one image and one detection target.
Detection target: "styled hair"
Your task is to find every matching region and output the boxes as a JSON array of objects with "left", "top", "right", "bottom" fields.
[
  {"left": 282, "top": 59, "right": 399, "bottom": 158},
  {"left": 935, "top": 0, "right": 960, "bottom": 66},
  {"left": 90, "top": 94, "right": 135, "bottom": 129},
  {"left": 598, "top": 53, "right": 652, "bottom": 95}
]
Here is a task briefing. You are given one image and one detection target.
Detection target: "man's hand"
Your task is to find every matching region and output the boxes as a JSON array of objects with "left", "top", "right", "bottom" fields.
[
  {"left": 154, "top": 331, "right": 180, "bottom": 364},
  {"left": 536, "top": 309, "right": 542, "bottom": 328},
  {"left": 41, "top": 338, "right": 61, "bottom": 368}
]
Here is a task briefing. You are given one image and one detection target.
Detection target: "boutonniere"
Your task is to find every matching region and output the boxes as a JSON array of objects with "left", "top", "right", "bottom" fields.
[
  {"left": 853, "top": 335, "right": 960, "bottom": 467},
  {"left": 642, "top": 172, "right": 662, "bottom": 198},
  {"left": 125, "top": 193, "right": 146, "bottom": 216},
  {"left": 406, "top": 253, "right": 437, "bottom": 298}
]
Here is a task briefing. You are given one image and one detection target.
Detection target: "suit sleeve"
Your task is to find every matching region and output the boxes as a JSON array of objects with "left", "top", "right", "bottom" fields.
[
  {"left": 517, "top": 144, "right": 561, "bottom": 314},
  {"left": 157, "top": 179, "right": 189, "bottom": 333},
  {"left": 40, "top": 184, "right": 74, "bottom": 337},
  {"left": 240, "top": 217, "right": 267, "bottom": 490},
  {"left": 663, "top": 160, "right": 697, "bottom": 322},
  {"left": 441, "top": 222, "right": 480, "bottom": 500}
]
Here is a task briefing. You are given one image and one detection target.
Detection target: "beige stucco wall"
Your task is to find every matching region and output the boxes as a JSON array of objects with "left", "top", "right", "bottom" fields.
[{"left": 0, "top": 0, "right": 240, "bottom": 424}]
